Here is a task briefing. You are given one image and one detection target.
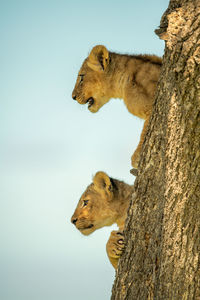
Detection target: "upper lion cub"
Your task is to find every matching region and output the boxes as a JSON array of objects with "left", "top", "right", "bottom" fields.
[
  {"left": 72, "top": 45, "right": 162, "bottom": 168},
  {"left": 71, "top": 171, "right": 133, "bottom": 269}
]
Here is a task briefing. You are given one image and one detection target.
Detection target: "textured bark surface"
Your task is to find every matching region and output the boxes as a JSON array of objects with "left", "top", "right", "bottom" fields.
[{"left": 111, "top": 0, "right": 200, "bottom": 299}]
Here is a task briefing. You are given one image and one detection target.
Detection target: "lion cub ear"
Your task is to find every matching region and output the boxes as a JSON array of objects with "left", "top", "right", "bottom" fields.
[
  {"left": 93, "top": 171, "right": 113, "bottom": 197},
  {"left": 87, "top": 45, "right": 110, "bottom": 72}
]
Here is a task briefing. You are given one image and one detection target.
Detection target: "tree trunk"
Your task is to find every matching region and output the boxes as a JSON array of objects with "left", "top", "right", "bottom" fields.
[{"left": 111, "top": 0, "right": 200, "bottom": 299}]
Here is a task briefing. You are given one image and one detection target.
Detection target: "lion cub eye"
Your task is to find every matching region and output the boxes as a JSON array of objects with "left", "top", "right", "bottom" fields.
[
  {"left": 83, "top": 200, "right": 89, "bottom": 207},
  {"left": 79, "top": 74, "right": 84, "bottom": 83}
]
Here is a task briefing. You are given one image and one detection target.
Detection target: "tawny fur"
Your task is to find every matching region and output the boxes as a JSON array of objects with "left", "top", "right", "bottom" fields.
[
  {"left": 71, "top": 171, "right": 133, "bottom": 269},
  {"left": 72, "top": 45, "right": 162, "bottom": 167}
]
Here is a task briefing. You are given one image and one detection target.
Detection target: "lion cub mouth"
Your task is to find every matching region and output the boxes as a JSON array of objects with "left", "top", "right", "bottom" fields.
[
  {"left": 86, "top": 97, "right": 94, "bottom": 108},
  {"left": 80, "top": 224, "right": 94, "bottom": 230}
]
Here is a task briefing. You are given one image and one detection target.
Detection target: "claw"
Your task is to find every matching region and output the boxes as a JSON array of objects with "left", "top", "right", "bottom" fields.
[{"left": 118, "top": 239, "right": 124, "bottom": 245}]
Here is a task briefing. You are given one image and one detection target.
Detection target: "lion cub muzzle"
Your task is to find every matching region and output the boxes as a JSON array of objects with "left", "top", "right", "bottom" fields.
[
  {"left": 72, "top": 91, "right": 95, "bottom": 109},
  {"left": 71, "top": 215, "right": 94, "bottom": 235},
  {"left": 71, "top": 217, "right": 77, "bottom": 225}
]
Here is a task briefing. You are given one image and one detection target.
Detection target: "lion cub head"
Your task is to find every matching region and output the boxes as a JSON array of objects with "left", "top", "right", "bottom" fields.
[
  {"left": 71, "top": 171, "right": 118, "bottom": 235},
  {"left": 72, "top": 45, "right": 111, "bottom": 113}
]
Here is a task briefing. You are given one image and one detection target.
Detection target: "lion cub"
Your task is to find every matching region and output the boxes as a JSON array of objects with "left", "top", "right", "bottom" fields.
[
  {"left": 72, "top": 45, "right": 162, "bottom": 168},
  {"left": 71, "top": 171, "right": 133, "bottom": 269}
]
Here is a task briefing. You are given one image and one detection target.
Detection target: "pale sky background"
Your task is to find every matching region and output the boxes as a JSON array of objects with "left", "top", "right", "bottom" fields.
[{"left": 1, "top": 1, "right": 167, "bottom": 299}]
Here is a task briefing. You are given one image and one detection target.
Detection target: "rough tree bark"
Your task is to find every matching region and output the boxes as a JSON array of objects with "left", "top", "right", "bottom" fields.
[{"left": 111, "top": 0, "right": 200, "bottom": 299}]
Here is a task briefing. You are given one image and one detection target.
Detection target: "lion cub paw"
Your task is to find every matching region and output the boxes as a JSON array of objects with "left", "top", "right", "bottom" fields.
[{"left": 106, "top": 230, "right": 124, "bottom": 269}]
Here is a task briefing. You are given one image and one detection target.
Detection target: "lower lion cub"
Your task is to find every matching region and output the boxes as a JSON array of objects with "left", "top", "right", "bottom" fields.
[
  {"left": 72, "top": 45, "right": 162, "bottom": 168},
  {"left": 71, "top": 171, "right": 133, "bottom": 269}
]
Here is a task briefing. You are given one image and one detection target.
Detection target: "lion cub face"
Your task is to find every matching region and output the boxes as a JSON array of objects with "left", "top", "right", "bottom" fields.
[
  {"left": 71, "top": 172, "right": 117, "bottom": 235},
  {"left": 72, "top": 45, "right": 111, "bottom": 113}
]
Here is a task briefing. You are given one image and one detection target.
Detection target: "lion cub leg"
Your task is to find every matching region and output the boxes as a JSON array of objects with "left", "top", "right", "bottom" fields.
[
  {"left": 106, "top": 230, "right": 124, "bottom": 269},
  {"left": 131, "top": 117, "right": 150, "bottom": 168}
]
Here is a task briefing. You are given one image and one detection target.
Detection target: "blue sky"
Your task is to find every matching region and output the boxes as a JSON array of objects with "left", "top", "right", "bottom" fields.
[{"left": 1, "top": 1, "right": 167, "bottom": 299}]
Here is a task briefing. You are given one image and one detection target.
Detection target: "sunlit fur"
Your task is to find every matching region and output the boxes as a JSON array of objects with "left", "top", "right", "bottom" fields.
[
  {"left": 72, "top": 45, "right": 162, "bottom": 167},
  {"left": 71, "top": 171, "right": 133, "bottom": 268}
]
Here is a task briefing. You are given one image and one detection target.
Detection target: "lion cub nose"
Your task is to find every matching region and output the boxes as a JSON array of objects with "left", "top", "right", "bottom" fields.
[
  {"left": 72, "top": 95, "right": 77, "bottom": 100},
  {"left": 71, "top": 217, "right": 77, "bottom": 225}
]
